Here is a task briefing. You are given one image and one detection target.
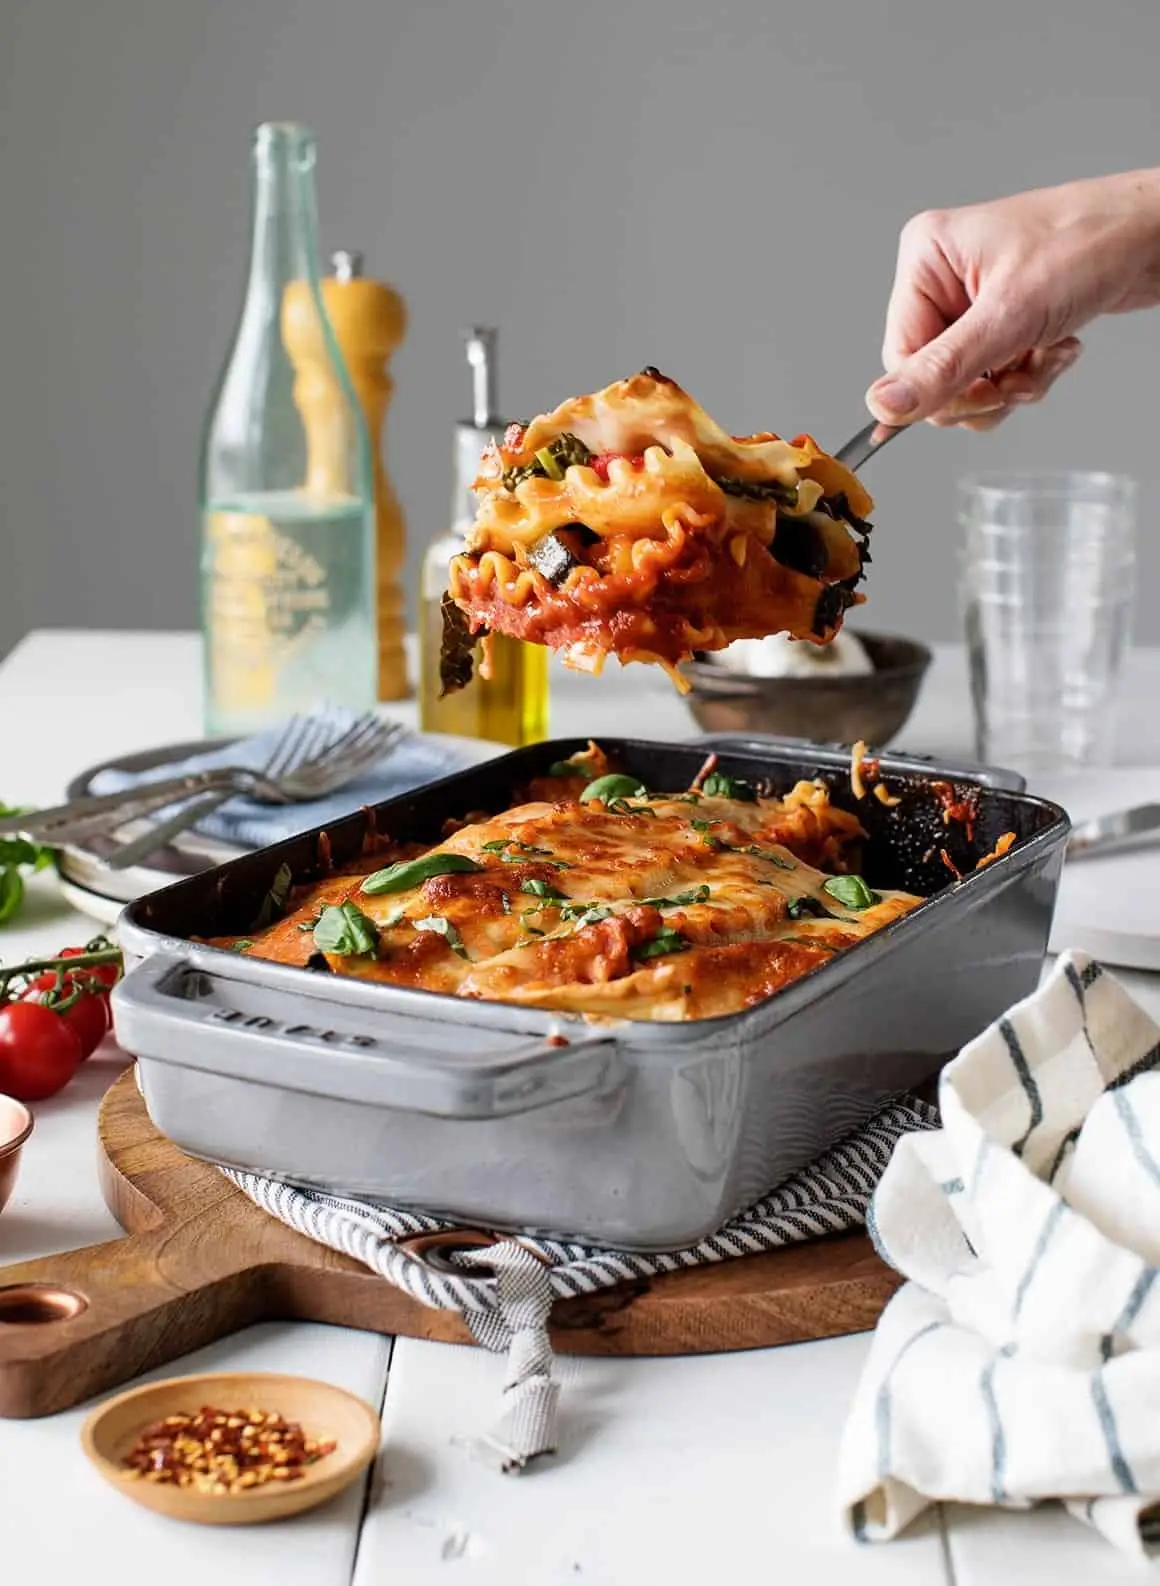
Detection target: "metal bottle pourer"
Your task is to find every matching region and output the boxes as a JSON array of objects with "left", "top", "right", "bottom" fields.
[
  {"left": 453, "top": 327, "right": 507, "bottom": 532},
  {"left": 329, "top": 249, "right": 365, "bottom": 283},
  {"left": 464, "top": 326, "right": 500, "bottom": 429}
]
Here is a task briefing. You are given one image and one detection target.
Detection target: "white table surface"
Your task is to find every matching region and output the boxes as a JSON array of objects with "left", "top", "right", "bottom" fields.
[{"left": 2, "top": 627, "right": 1159, "bottom": 1586}]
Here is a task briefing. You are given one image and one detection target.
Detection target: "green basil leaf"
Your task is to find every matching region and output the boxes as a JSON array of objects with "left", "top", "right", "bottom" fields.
[
  {"left": 314, "top": 900, "right": 380, "bottom": 957},
  {"left": 643, "top": 884, "right": 711, "bottom": 909},
  {"left": 635, "top": 928, "right": 691, "bottom": 961},
  {"left": 362, "top": 853, "right": 483, "bottom": 895},
  {"left": 500, "top": 850, "right": 571, "bottom": 868},
  {"left": 606, "top": 797, "right": 657, "bottom": 817},
  {"left": 252, "top": 861, "right": 294, "bottom": 929},
  {"left": 786, "top": 896, "right": 827, "bottom": 920},
  {"left": 521, "top": 880, "right": 567, "bottom": 901},
  {"left": 823, "top": 874, "right": 879, "bottom": 911},
  {"left": 579, "top": 773, "right": 648, "bottom": 804},
  {"left": 232, "top": 939, "right": 255, "bottom": 953},
  {"left": 701, "top": 771, "right": 757, "bottom": 802},
  {"left": 547, "top": 760, "right": 587, "bottom": 778},
  {"left": 500, "top": 892, "right": 512, "bottom": 914},
  {"left": 481, "top": 839, "right": 510, "bottom": 853},
  {"left": 522, "top": 923, "right": 546, "bottom": 937},
  {"left": 0, "top": 867, "right": 23, "bottom": 925},
  {"left": 414, "top": 914, "right": 469, "bottom": 958},
  {"left": 744, "top": 845, "right": 794, "bottom": 870}
]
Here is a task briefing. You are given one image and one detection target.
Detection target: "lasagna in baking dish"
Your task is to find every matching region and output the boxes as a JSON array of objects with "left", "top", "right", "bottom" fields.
[
  {"left": 220, "top": 745, "right": 922, "bottom": 1022},
  {"left": 441, "top": 368, "right": 874, "bottom": 692}
]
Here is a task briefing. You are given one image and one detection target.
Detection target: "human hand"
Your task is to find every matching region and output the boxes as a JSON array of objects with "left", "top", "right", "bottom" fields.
[{"left": 865, "top": 169, "right": 1160, "bottom": 430}]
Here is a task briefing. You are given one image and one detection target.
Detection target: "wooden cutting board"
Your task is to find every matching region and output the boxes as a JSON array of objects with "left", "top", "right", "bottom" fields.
[{"left": 0, "top": 1070, "right": 900, "bottom": 1419}]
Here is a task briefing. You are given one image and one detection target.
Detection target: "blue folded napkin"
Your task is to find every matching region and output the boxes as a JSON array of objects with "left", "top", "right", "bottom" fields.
[{"left": 88, "top": 708, "right": 480, "bottom": 851}]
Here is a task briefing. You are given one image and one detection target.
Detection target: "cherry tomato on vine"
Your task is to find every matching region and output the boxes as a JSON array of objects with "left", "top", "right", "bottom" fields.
[
  {"left": 22, "top": 972, "right": 109, "bottom": 1059},
  {"left": 59, "top": 945, "right": 120, "bottom": 989},
  {"left": 0, "top": 1001, "right": 82, "bottom": 1100}
]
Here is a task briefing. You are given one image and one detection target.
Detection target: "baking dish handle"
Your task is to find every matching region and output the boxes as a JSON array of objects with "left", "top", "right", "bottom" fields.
[{"left": 112, "top": 953, "right": 622, "bottom": 1119}]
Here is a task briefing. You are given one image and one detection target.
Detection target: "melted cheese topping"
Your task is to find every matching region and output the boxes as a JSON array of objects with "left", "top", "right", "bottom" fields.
[
  {"left": 446, "top": 370, "right": 874, "bottom": 684},
  {"left": 226, "top": 769, "right": 922, "bottom": 1024}
]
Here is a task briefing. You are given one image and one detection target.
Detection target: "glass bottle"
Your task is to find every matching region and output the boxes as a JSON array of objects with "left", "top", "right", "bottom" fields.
[
  {"left": 418, "top": 328, "right": 549, "bottom": 746},
  {"left": 198, "top": 122, "right": 376, "bottom": 736}
]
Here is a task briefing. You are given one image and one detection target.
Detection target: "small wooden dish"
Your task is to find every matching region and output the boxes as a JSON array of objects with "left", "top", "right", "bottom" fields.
[{"left": 80, "top": 1371, "right": 380, "bottom": 1526}]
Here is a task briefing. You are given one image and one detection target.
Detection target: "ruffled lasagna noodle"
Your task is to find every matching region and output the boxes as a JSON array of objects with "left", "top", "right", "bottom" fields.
[
  {"left": 218, "top": 745, "right": 923, "bottom": 1024},
  {"left": 441, "top": 369, "right": 875, "bottom": 692}
]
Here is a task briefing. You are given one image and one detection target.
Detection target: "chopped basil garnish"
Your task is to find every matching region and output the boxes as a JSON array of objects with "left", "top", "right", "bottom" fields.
[
  {"left": 580, "top": 773, "right": 648, "bottom": 804},
  {"left": 635, "top": 928, "right": 691, "bottom": 961},
  {"left": 787, "top": 896, "right": 827, "bottom": 920},
  {"left": 480, "top": 839, "right": 509, "bottom": 852},
  {"left": 743, "top": 845, "right": 794, "bottom": 870},
  {"left": 414, "top": 914, "right": 469, "bottom": 958},
  {"left": 547, "top": 760, "right": 587, "bottom": 778},
  {"left": 606, "top": 797, "right": 657, "bottom": 816},
  {"left": 252, "top": 861, "right": 293, "bottom": 929},
  {"left": 500, "top": 893, "right": 512, "bottom": 914},
  {"left": 666, "top": 792, "right": 702, "bottom": 804},
  {"left": 643, "top": 884, "right": 711, "bottom": 909},
  {"left": 559, "top": 901, "right": 614, "bottom": 927},
  {"left": 313, "top": 900, "right": 380, "bottom": 958},
  {"left": 521, "top": 880, "right": 568, "bottom": 901},
  {"left": 361, "top": 853, "right": 483, "bottom": 895},
  {"left": 231, "top": 939, "right": 255, "bottom": 953},
  {"left": 691, "top": 818, "right": 715, "bottom": 834},
  {"left": 823, "top": 874, "right": 879, "bottom": 911},
  {"left": 701, "top": 771, "right": 757, "bottom": 802}
]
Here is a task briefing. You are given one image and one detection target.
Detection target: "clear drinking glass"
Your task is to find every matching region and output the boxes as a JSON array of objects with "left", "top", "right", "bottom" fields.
[{"left": 959, "top": 470, "right": 1137, "bottom": 773}]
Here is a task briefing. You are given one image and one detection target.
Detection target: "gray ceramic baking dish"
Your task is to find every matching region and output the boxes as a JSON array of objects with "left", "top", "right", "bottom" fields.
[{"left": 111, "top": 735, "right": 1068, "bottom": 1251}]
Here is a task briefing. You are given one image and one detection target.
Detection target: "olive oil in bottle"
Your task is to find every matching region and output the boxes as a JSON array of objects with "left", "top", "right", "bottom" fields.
[{"left": 418, "top": 328, "right": 549, "bottom": 745}]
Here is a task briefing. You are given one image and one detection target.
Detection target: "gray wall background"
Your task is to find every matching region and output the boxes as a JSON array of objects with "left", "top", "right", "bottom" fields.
[{"left": 2, "top": 0, "right": 1158, "bottom": 659}]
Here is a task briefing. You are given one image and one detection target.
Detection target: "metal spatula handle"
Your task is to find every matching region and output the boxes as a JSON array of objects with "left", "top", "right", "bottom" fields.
[{"left": 833, "top": 419, "right": 906, "bottom": 473}]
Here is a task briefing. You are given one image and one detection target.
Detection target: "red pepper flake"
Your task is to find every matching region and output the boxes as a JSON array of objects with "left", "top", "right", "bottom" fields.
[{"left": 120, "top": 1405, "right": 337, "bottom": 1494}]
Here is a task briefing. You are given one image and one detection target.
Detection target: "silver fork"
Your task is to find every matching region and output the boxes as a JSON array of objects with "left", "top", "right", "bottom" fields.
[{"left": 106, "top": 713, "right": 408, "bottom": 870}]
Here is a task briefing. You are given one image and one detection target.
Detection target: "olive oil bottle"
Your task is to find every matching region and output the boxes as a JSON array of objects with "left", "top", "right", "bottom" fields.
[{"left": 418, "top": 328, "right": 549, "bottom": 745}]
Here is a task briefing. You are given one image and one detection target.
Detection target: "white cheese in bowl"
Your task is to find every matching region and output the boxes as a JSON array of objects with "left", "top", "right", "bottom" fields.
[{"left": 715, "top": 632, "right": 873, "bottom": 680}]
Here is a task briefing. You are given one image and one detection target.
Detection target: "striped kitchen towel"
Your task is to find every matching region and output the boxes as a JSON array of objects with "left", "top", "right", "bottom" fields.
[{"left": 838, "top": 950, "right": 1160, "bottom": 1560}]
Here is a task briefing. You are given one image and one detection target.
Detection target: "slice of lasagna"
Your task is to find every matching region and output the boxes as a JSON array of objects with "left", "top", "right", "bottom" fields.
[{"left": 441, "top": 368, "right": 874, "bottom": 692}]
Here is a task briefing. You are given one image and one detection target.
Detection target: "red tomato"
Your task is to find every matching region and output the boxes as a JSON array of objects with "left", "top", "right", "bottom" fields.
[
  {"left": 60, "top": 946, "right": 120, "bottom": 989},
  {"left": 0, "top": 1001, "right": 82, "bottom": 1100},
  {"left": 22, "top": 973, "right": 109, "bottom": 1059},
  {"left": 590, "top": 452, "right": 645, "bottom": 483}
]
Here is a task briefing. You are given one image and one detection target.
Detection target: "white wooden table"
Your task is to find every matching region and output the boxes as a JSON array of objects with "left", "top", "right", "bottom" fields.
[{"left": 2, "top": 628, "right": 1159, "bottom": 1586}]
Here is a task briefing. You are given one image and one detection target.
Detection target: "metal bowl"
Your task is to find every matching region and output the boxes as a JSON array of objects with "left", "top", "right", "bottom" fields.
[{"left": 682, "top": 632, "right": 932, "bottom": 747}]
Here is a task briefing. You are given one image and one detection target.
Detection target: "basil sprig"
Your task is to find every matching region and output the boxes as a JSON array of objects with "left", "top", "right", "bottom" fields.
[
  {"left": 580, "top": 773, "right": 648, "bottom": 804},
  {"left": 362, "top": 853, "right": 483, "bottom": 895},
  {"left": 0, "top": 813, "right": 55, "bottom": 927},
  {"left": 558, "top": 901, "right": 614, "bottom": 927},
  {"left": 313, "top": 900, "right": 380, "bottom": 958},
  {"left": 252, "top": 861, "right": 294, "bottom": 930},
  {"left": 414, "top": 914, "right": 469, "bottom": 958},
  {"left": 823, "top": 875, "right": 879, "bottom": 911},
  {"left": 547, "top": 760, "right": 588, "bottom": 778}
]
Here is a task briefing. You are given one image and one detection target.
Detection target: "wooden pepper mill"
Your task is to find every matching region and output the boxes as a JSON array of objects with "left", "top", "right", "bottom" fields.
[{"left": 321, "top": 249, "right": 410, "bottom": 700}]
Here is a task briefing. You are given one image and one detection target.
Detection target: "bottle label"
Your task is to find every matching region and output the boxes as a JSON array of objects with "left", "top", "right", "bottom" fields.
[{"left": 205, "top": 510, "right": 331, "bottom": 711}]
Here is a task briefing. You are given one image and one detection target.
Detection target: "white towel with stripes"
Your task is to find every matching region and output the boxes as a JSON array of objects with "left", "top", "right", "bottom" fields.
[{"left": 838, "top": 950, "right": 1160, "bottom": 1559}]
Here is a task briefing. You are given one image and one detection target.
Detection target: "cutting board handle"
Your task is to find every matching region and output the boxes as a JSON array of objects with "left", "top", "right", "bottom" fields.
[{"left": 0, "top": 1228, "right": 260, "bottom": 1419}]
